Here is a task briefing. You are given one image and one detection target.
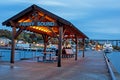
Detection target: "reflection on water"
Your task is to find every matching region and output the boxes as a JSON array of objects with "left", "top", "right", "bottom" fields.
[{"left": 107, "top": 51, "right": 120, "bottom": 73}]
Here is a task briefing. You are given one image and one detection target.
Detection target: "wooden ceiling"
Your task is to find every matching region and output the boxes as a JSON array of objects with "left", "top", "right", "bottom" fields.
[{"left": 2, "top": 4, "right": 88, "bottom": 39}]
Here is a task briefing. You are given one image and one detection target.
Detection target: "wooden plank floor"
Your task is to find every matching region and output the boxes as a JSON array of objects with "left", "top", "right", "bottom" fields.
[{"left": 0, "top": 51, "right": 112, "bottom": 80}]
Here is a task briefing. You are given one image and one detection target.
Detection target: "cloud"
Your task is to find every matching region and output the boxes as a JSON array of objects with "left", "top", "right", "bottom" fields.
[
  {"left": 1, "top": 0, "right": 120, "bottom": 39},
  {"left": 77, "top": 18, "right": 120, "bottom": 34},
  {"left": 40, "top": 1, "right": 67, "bottom": 7},
  {"left": 0, "top": 0, "right": 67, "bottom": 7},
  {"left": 0, "top": 0, "right": 20, "bottom": 5},
  {"left": 86, "top": 32, "right": 120, "bottom": 39}
]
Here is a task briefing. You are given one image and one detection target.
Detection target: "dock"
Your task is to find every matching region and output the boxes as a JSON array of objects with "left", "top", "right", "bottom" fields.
[{"left": 0, "top": 51, "right": 119, "bottom": 80}]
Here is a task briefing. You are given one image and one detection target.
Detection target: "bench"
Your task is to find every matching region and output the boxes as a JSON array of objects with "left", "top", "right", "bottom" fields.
[{"left": 62, "top": 49, "right": 74, "bottom": 58}]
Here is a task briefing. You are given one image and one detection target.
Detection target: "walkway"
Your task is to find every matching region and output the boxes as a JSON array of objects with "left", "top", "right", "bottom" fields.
[{"left": 0, "top": 51, "right": 113, "bottom": 80}]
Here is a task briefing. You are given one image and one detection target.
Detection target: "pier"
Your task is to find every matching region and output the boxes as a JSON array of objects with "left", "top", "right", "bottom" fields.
[{"left": 0, "top": 50, "right": 119, "bottom": 80}]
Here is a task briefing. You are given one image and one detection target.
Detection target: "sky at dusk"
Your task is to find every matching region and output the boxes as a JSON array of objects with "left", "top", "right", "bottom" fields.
[{"left": 0, "top": 0, "right": 120, "bottom": 39}]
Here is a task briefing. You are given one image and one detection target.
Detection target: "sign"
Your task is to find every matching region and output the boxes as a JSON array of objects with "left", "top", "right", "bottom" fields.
[{"left": 19, "top": 22, "right": 55, "bottom": 27}]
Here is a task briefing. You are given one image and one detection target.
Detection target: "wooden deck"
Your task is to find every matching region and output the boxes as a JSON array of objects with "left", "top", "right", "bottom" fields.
[{"left": 0, "top": 50, "right": 119, "bottom": 80}]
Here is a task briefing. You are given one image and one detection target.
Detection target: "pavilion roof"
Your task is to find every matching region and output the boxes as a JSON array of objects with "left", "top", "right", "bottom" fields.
[{"left": 2, "top": 4, "right": 88, "bottom": 39}]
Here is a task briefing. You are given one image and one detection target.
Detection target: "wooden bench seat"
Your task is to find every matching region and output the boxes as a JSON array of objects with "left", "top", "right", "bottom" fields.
[{"left": 62, "top": 49, "right": 74, "bottom": 58}]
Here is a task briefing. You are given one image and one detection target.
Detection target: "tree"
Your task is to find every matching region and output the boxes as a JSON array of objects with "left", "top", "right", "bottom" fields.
[
  {"left": 0, "top": 29, "right": 43, "bottom": 43},
  {"left": 0, "top": 29, "right": 12, "bottom": 39}
]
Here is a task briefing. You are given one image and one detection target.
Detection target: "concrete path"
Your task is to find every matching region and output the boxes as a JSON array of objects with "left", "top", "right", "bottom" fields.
[{"left": 0, "top": 51, "right": 112, "bottom": 80}]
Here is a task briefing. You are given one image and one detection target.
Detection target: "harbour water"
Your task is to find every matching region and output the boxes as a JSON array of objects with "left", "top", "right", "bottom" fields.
[
  {"left": 107, "top": 51, "right": 120, "bottom": 73},
  {"left": 0, "top": 49, "right": 44, "bottom": 61}
]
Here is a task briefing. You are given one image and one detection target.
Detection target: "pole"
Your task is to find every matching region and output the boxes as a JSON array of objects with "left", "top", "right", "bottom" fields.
[
  {"left": 75, "top": 35, "right": 78, "bottom": 60},
  {"left": 82, "top": 38, "right": 85, "bottom": 58},
  {"left": 57, "top": 26, "right": 63, "bottom": 67},
  {"left": 42, "top": 34, "right": 48, "bottom": 61},
  {"left": 11, "top": 26, "right": 16, "bottom": 63}
]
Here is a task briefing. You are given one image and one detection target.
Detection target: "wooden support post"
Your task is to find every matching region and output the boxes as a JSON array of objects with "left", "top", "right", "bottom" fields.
[
  {"left": 47, "top": 27, "right": 58, "bottom": 39},
  {"left": 43, "top": 42, "right": 47, "bottom": 61},
  {"left": 14, "top": 27, "right": 26, "bottom": 39},
  {"left": 82, "top": 38, "right": 85, "bottom": 58},
  {"left": 11, "top": 26, "right": 16, "bottom": 63},
  {"left": 75, "top": 35, "right": 78, "bottom": 60},
  {"left": 42, "top": 34, "right": 49, "bottom": 61},
  {"left": 58, "top": 26, "right": 63, "bottom": 67}
]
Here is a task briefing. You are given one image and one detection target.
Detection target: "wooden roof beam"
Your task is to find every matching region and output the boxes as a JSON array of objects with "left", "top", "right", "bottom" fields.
[
  {"left": 14, "top": 27, "right": 27, "bottom": 39},
  {"left": 26, "top": 27, "right": 53, "bottom": 36}
]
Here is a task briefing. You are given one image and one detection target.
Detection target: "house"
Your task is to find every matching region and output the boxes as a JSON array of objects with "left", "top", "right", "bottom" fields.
[{"left": 0, "top": 37, "right": 11, "bottom": 46}]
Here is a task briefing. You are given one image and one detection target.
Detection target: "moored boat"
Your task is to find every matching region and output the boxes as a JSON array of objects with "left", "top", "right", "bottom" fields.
[{"left": 103, "top": 42, "right": 113, "bottom": 53}]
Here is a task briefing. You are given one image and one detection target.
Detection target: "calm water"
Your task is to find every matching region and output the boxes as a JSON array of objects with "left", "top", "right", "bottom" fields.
[
  {"left": 107, "top": 51, "right": 120, "bottom": 73},
  {"left": 0, "top": 49, "right": 44, "bottom": 61}
]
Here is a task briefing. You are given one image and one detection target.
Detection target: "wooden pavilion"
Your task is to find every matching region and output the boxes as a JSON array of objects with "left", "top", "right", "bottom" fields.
[{"left": 2, "top": 4, "right": 88, "bottom": 67}]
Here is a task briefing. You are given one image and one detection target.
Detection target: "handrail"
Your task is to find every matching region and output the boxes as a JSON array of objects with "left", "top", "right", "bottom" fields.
[{"left": 103, "top": 53, "right": 116, "bottom": 80}]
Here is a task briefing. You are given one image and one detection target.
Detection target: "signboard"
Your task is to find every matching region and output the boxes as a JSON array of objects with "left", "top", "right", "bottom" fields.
[{"left": 19, "top": 22, "right": 55, "bottom": 27}]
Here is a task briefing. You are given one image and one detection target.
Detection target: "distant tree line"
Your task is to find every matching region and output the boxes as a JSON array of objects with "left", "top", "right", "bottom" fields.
[
  {"left": 0, "top": 29, "right": 43, "bottom": 43},
  {"left": 0, "top": 29, "right": 12, "bottom": 40}
]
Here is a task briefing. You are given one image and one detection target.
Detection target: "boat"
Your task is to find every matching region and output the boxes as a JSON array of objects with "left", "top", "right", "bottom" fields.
[{"left": 103, "top": 42, "right": 113, "bottom": 53}]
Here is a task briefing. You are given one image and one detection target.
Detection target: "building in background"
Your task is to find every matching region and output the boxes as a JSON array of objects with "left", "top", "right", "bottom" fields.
[{"left": 0, "top": 37, "right": 11, "bottom": 46}]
